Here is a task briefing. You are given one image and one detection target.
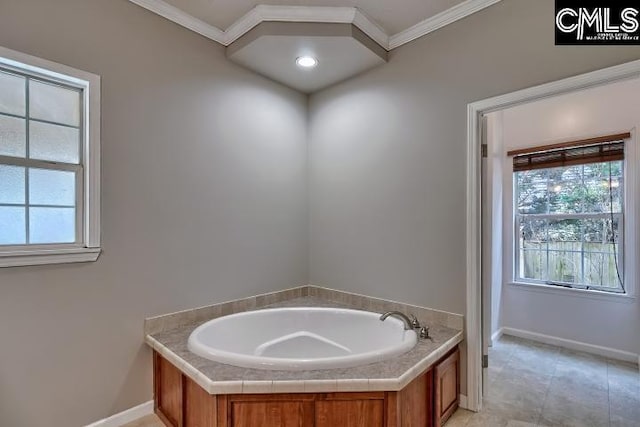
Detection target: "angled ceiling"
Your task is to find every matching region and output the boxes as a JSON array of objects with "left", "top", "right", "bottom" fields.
[
  {"left": 128, "top": 0, "right": 502, "bottom": 50},
  {"left": 227, "top": 22, "right": 388, "bottom": 93}
]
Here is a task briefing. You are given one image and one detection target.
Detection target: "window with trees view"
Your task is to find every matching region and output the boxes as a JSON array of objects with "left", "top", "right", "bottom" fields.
[{"left": 515, "top": 160, "right": 624, "bottom": 293}]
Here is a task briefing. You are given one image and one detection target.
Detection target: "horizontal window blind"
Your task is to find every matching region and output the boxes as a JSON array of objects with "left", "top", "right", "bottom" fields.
[{"left": 509, "top": 133, "right": 629, "bottom": 172}]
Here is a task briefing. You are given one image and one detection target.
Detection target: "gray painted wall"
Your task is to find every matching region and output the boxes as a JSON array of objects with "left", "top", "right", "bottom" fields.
[
  {"left": 2, "top": 0, "right": 640, "bottom": 425},
  {"left": 308, "top": 0, "right": 640, "bottom": 315},
  {"left": 0, "top": 1, "right": 308, "bottom": 426}
]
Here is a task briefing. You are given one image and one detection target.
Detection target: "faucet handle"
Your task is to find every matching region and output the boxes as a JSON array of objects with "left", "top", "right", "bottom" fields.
[
  {"left": 420, "top": 326, "right": 432, "bottom": 340},
  {"left": 410, "top": 315, "right": 421, "bottom": 329}
]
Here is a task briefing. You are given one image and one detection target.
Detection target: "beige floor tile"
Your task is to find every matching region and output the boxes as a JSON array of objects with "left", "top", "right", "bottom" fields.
[
  {"left": 120, "top": 414, "right": 164, "bottom": 427},
  {"left": 445, "top": 408, "right": 475, "bottom": 426},
  {"left": 539, "top": 397, "right": 609, "bottom": 427},
  {"left": 465, "top": 412, "right": 510, "bottom": 427},
  {"left": 610, "top": 386, "right": 640, "bottom": 421},
  {"left": 610, "top": 414, "right": 640, "bottom": 427},
  {"left": 505, "top": 421, "right": 537, "bottom": 427}
]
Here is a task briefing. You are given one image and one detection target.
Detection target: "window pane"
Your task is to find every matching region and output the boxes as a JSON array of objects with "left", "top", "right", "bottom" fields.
[
  {"left": 517, "top": 169, "right": 548, "bottom": 214},
  {"left": 0, "top": 71, "right": 26, "bottom": 116},
  {"left": 583, "top": 178, "right": 611, "bottom": 213},
  {"left": 0, "top": 115, "right": 26, "bottom": 157},
  {"left": 29, "top": 80, "right": 80, "bottom": 127},
  {"left": 519, "top": 218, "right": 548, "bottom": 282},
  {"left": 583, "top": 161, "right": 623, "bottom": 214},
  {"left": 29, "top": 168, "right": 75, "bottom": 206},
  {"left": 584, "top": 161, "right": 623, "bottom": 180},
  {"left": 548, "top": 250, "right": 582, "bottom": 284},
  {"left": 0, "top": 165, "right": 25, "bottom": 204},
  {"left": 548, "top": 219, "right": 582, "bottom": 284},
  {"left": 29, "top": 121, "right": 80, "bottom": 163},
  {"left": 583, "top": 216, "right": 622, "bottom": 289},
  {"left": 584, "top": 252, "right": 605, "bottom": 287},
  {"left": 29, "top": 207, "right": 75, "bottom": 243},
  {"left": 548, "top": 219, "right": 581, "bottom": 246},
  {"left": 0, "top": 206, "right": 26, "bottom": 244},
  {"left": 520, "top": 218, "right": 547, "bottom": 249},
  {"left": 519, "top": 249, "right": 547, "bottom": 281},
  {"left": 583, "top": 219, "right": 606, "bottom": 245},
  {"left": 584, "top": 252, "right": 622, "bottom": 289},
  {"left": 548, "top": 166, "right": 583, "bottom": 214}
]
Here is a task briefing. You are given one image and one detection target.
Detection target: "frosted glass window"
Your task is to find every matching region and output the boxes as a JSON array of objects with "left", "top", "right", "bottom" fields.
[
  {"left": 29, "top": 207, "right": 75, "bottom": 244},
  {"left": 29, "top": 121, "right": 80, "bottom": 164},
  {"left": 0, "top": 165, "right": 25, "bottom": 204},
  {"left": 0, "top": 115, "right": 26, "bottom": 157},
  {"left": 29, "top": 80, "right": 80, "bottom": 127},
  {"left": 29, "top": 168, "right": 76, "bottom": 206},
  {"left": 0, "top": 50, "right": 101, "bottom": 265},
  {"left": 0, "top": 206, "right": 26, "bottom": 244},
  {"left": 0, "top": 71, "right": 26, "bottom": 116}
]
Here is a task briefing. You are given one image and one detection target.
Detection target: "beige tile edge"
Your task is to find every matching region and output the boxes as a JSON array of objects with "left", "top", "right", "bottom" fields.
[
  {"left": 395, "top": 331, "right": 464, "bottom": 390},
  {"left": 144, "top": 285, "right": 308, "bottom": 335},
  {"left": 145, "top": 331, "right": 464, "bottom": 395},
  {"left": 308, "top": 284, "right": 465, "bottom": 331},
  {"left": 146, "top": 284, "right": 464, "bottom": 336}
]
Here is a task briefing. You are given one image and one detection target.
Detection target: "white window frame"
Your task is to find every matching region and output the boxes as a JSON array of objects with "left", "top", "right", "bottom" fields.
[
  {"left": 0, "top": 46, "right": 100, "bottom": 267},
  {"left": 509, "top": 133, "right": 638, "bottom": 300}
]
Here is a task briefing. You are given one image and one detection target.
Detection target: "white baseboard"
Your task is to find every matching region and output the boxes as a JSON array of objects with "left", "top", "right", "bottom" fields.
[
  {"left": 501, "top": 327, "right": 639, "bottom": 364},
  {"left": 458, "top": 394, "right": 468, "bottom": 409},
  {"left": 85, "top": 401, "right": 153, "bottom": 427},
  {"left": 491, "top": 328, "right": 504, "bottom": 343}
]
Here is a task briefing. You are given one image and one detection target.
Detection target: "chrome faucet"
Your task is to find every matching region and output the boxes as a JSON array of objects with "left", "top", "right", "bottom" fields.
[{"left": 379, "top": 311, "right": 420, "bottom": 331}]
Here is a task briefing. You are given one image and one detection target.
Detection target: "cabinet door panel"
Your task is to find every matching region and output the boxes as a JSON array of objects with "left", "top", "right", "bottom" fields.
[
  {"left": 434, "top": 348, "right": 460, "bottom": 426},
  {"left": 399, "top": 371, "right": 432, "bottom": 427},
  {"left": 230, "top": 401, "right": 313, "bottom": 427},
  {"left": 155, "top": 352, "right": 183, "bottom": 427},
  {"left": 185, "top": 377, "right": 216, "bottom": 427},
  {"left": 315, "top": 400, "right": 384, "bottom": 427}
]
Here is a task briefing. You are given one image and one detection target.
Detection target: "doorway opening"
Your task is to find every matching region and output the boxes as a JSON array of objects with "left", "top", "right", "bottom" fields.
[{"left": 465, "top": 60, "right": 640, "bottom": 414}]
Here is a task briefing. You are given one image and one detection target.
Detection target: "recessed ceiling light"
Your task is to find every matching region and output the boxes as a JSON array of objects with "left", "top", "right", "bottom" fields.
[{"left": 296, "top": 56, "right": 318, "bottom": 68}]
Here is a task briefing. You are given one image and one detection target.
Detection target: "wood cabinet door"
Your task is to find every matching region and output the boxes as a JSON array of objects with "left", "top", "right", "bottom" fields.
[
  {"left": 399, "top": 370, "right": 432, "bottom": 427},
  {"left": 227, "top": 396, "right": 314, "bottom": 427},
  {"left": 315, "top": 393, "right": 385, "bottom": 427},
  {"left": 155, "top": 352, "right": 183, "bottom": 427},
  {"left": 184, "top": 377, "right": 216, "bottom": 427},
  {"left": 434, "top": 348, "right": 460, "bottom": 426}
]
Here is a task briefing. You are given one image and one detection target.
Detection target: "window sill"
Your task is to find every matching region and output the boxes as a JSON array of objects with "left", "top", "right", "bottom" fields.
[
  {"left": 0, "top": 247, "right": 101, "bottom": 268},
  {"left": 508, "top": 281, "right": 635, "bottom": 303}
]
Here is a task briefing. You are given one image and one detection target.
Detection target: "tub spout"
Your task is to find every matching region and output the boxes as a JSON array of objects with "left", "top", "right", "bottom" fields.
[{"left": 379, "top": 311, "right": 419, "bottom": 331}]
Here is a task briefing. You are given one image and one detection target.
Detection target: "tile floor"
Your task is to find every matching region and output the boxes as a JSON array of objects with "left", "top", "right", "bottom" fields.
[
  {"left": 122, "top": 336, "right": 639, "bottom": 427},
  {"left": 122, "top": 414, "right": 163, "bottom": 427},
  {"left": 447, "top": 335, "right": 640, "bottom": 427}
]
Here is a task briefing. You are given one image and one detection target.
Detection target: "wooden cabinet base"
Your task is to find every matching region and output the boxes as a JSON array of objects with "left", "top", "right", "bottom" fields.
[
  {"left": 434, "top": 348, "right": 460, "bottom": 426},
  {"left": 154, "top": 347, "right": 458, "bottom": 427}
]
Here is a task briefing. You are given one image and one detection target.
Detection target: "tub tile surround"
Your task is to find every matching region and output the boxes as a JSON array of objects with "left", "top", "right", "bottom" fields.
[
  {"left": 144, "top": 285, "right": 464, "bottom": 395},
  {"left": 144, "top": 286, "right": 307, "bottom": 336},
  {"left": 145, "top": 285, "right": 464, "bottom": 335}
]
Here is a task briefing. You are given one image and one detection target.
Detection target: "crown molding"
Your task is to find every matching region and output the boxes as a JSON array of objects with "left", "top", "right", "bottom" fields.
[
  {"left": 224, "top": 6, "right": 263, "bottom": 45},
  {"left": 128, "top": 0, "right": 225, "bottom": 43},
  {"left": 127, "top": 0, "right": 503, "bottom": 51},
  {"left": 389, "top": 0, "right": 502, "bottom": 49},
  {"left": 352, "top": 9, "right": 390, "bottom": 50},
  {"left": 225, "top": 5, "right": 386, "bottom": 47}
]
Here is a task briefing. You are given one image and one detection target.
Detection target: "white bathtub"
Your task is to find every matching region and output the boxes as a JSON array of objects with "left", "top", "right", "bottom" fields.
[{"left": 187, "top": 307, "right": 417, "bottom": 370}]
